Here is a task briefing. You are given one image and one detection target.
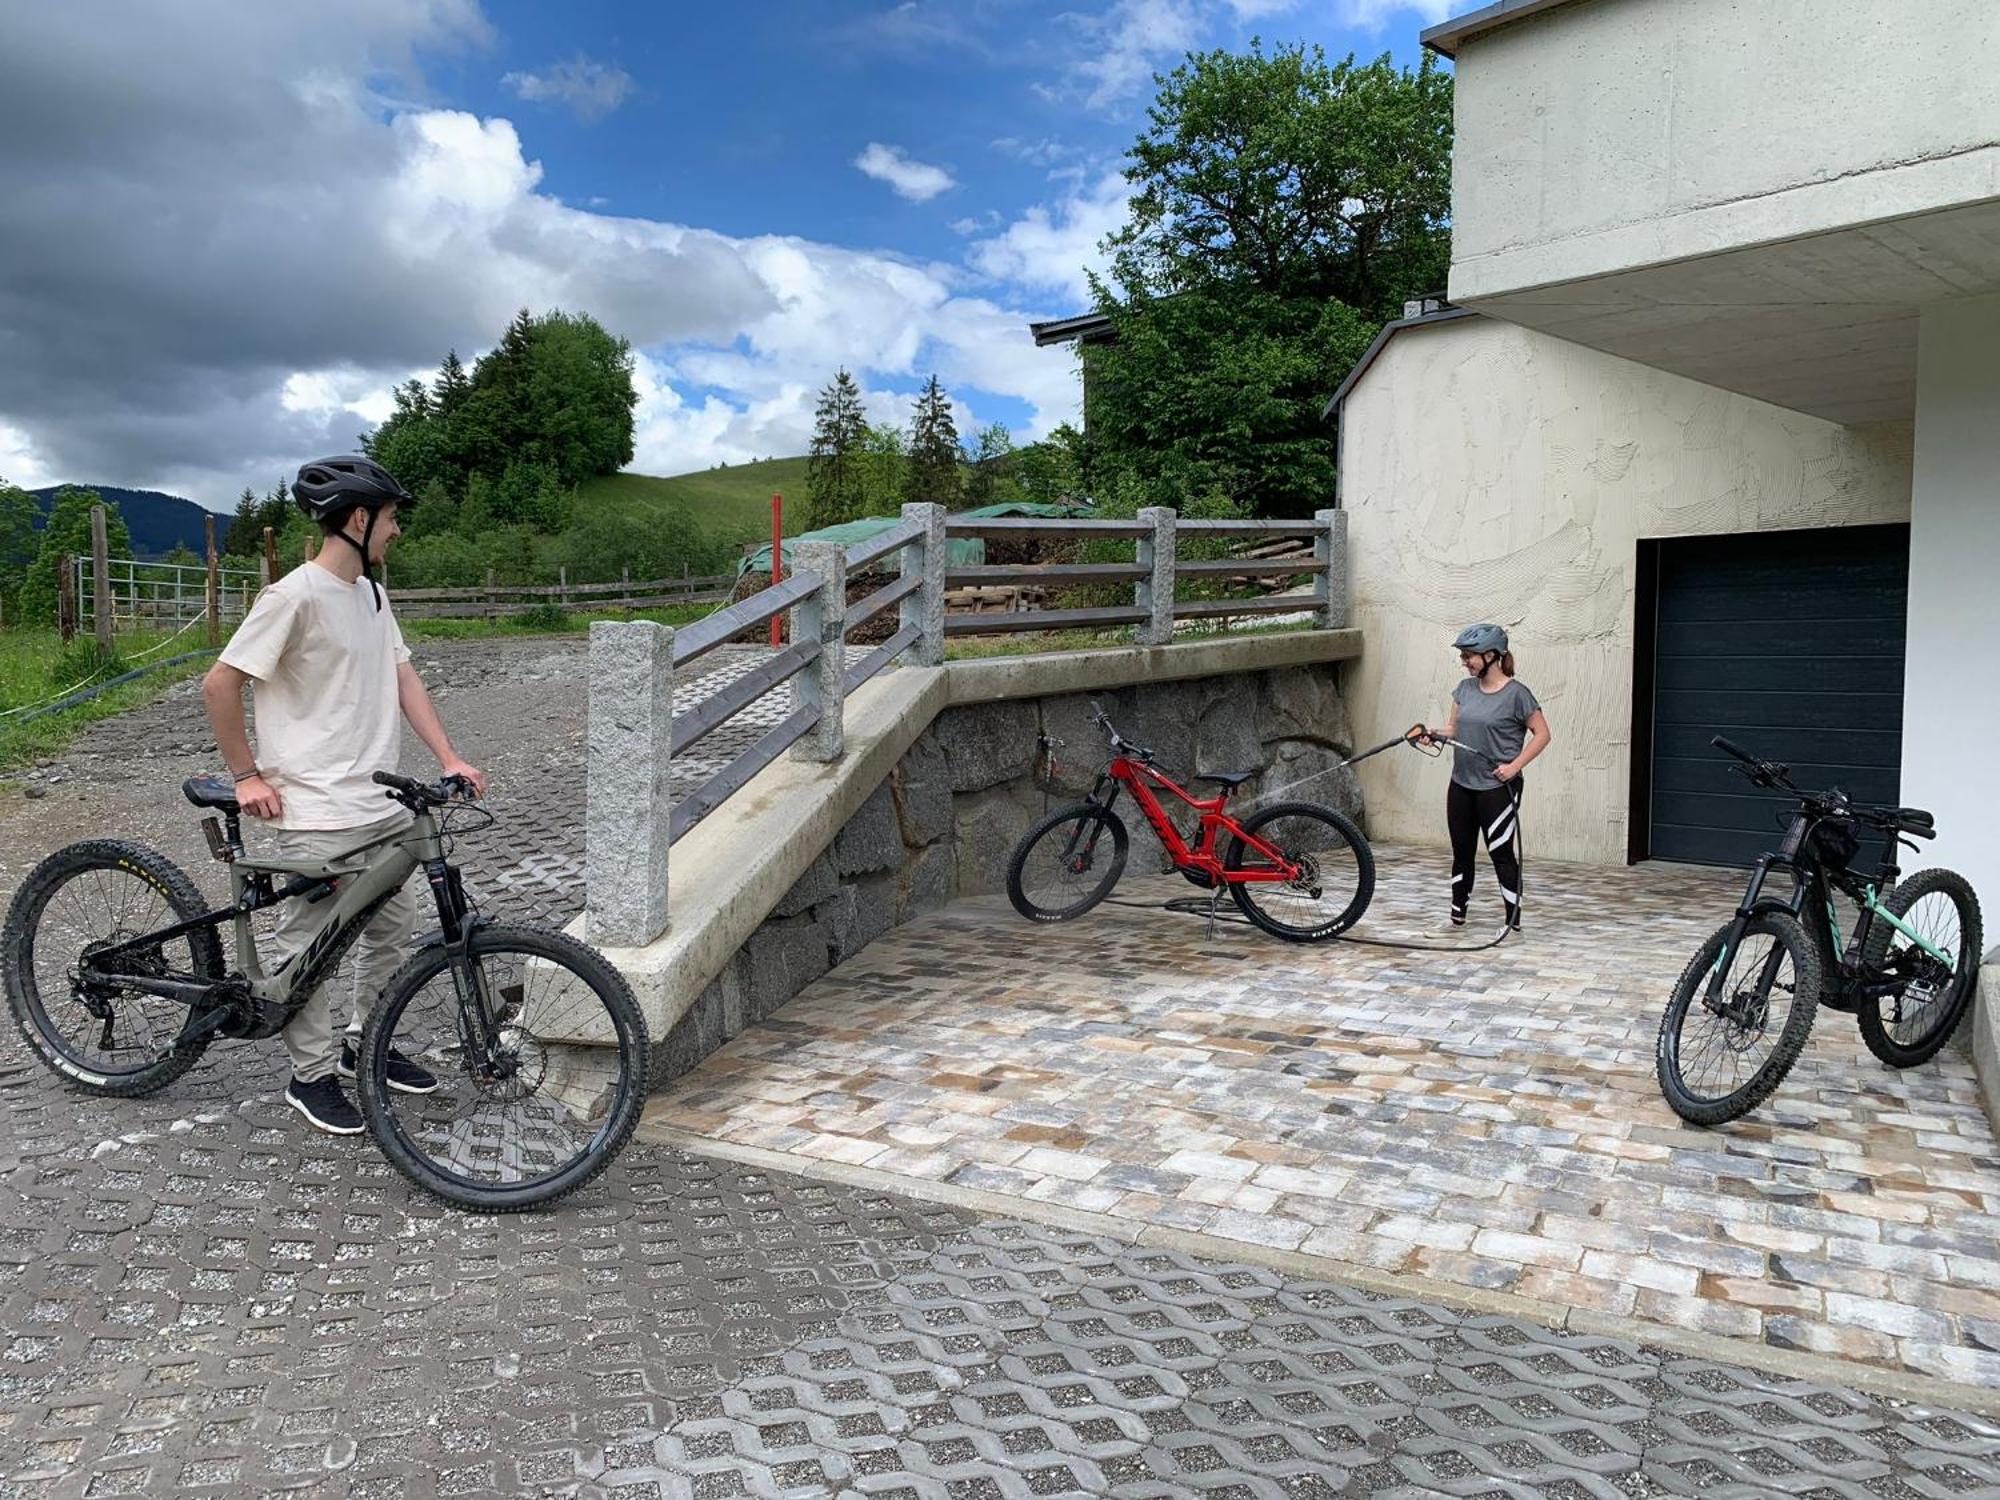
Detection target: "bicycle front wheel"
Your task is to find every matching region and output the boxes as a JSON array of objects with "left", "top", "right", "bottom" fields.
[
  {"left": 1656, "top": 912, "right": 1821, "bottom": 1126},
  {"left": 358, "top": 922, "right": 648, "bottom": 1212},
  {"left": 1006, "top": 804, "right": 1128, "bottom": 922},
  {"left": 1224, "top": 802, "right": 1374, "bottom": 941},
  {"left": 1856, "top": 868, "right": 1982, "bottom": 1068}
]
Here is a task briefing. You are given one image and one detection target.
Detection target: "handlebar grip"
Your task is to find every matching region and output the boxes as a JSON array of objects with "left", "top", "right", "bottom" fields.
[
  {"left": 372, "top": 770, "right": 418, "bottom": 790},
  {"left": 1710, "top": 736, "right": 1758, "bottom": 766}
]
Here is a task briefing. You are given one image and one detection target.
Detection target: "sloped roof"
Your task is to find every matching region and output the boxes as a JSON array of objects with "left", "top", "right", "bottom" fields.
[
  {"left": 1422, "top": 0, "right": 1591, "bottom": 59},
  {"left": 1322, "top": 306, "right": 1478, "bottom": 417}
]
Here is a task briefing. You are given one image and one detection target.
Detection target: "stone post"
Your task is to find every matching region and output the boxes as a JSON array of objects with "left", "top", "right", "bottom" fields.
[
  {"left": 1313, "top": 508, "right": 1349, "bottom": 629},
  {"left": 789, "top": 540, "right": 847, "bottom": 761},
  {"left": 900, "top": 502, "right": 946, "bottom": 667},
  {"left": 1135, "top": 506, "right": 1176, "bottom": 647},
  {"left": 586, "top": 620, "right": 675, "bottom": 947}
]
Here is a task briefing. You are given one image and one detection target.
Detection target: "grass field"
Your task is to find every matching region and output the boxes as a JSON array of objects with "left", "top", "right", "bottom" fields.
[
  {"left": 0, "top": 601, "right": 728, "bottom": 772},
  {"left": 574, "top": 456, "right": 809, "bottom": 552}
]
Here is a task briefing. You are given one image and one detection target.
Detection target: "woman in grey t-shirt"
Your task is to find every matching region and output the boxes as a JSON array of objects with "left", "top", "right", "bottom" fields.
[{"left": 1427, "top": 623, "right": 1552, "bottom": 931}]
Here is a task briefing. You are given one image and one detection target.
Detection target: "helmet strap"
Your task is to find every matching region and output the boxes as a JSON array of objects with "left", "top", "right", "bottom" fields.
[{"left": 329, "top": 509, "right": 384, "bottom": 610}]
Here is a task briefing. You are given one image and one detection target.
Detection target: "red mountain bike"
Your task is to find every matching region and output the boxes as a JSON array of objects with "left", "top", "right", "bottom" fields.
[{"left": 1005, "top": 702, "right": 1375, "bottom": 941}]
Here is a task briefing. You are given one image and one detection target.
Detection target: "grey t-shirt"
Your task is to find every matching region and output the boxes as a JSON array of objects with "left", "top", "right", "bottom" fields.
[{"left": 1450, "top": 677, "right": 1541, "bottom": 790}]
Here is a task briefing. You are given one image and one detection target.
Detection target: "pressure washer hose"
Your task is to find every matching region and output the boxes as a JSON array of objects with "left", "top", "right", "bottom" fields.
[{"left": 1100, "top": 724, "right": 1528, "bottom": 952}]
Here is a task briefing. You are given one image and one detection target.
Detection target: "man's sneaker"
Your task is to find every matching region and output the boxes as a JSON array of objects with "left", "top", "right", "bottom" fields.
[
  {"left": 338, "top": 1038, "right": 440, "bottom": 1095},
  {"left": 286, "top": 1074, "right": 364, "bottom": 1135}
]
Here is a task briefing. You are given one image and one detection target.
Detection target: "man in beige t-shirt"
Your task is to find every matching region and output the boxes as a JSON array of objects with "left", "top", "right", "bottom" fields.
[{"left": 203, "top": 454, "right": 486, "bottom": 1135}]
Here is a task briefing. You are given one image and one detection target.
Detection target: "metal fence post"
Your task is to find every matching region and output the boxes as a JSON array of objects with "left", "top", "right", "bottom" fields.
[
  {"left": 58, "top": 555, "right": 76, "bottom": 641},
  {"left": 586, "top": 620, "right": 674, "bottom": 947},
  {"left": 1135, "top": 506, "right": 1176, "bottom": 647},
  {"left": 788, "top": 540, "right": 847, "bottom": 761},
  {"left": 89, "top": 505, "right": 114, "bottom": 650},
  {"left": 900, "top": 502, "right": 946, "bottom": 666},
  {"left": 204, "top": 517, "right": 220, "bottom": 646},
  {"left": 1313, "top": 508, "right": 1348, "bottom": 629}
]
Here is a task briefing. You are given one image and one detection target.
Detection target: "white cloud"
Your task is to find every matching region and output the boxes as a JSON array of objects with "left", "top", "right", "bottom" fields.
[
  {"left": 1061, "top": 0, "right": 1205, "bottom": 110},
  {"left": 500, "top": 56, "right": 633, "bottom": 121},
  {"left": 853, "top": 142, "right": 957, "bottom": 202},
  {"left": 0, "top": 4, "right": 1088, "bottom": 501},
  {"left": 949, "top": 211, "right": 1001, "bottom": 236},
  {"left": 0, "top": 421, "right": 57, "bottom": 491},
  {"left": 1336, "top": 0, "right": 1455, "bottom": 25},
  {"left": 969, "top": 174, "right": 1130, "bottom": 305}
]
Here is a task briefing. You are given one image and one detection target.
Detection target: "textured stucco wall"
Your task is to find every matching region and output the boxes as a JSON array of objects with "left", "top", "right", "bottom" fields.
[
  {"left": 1339, "top": 315, "right": 1913, "bottom": 864},
  {"left": 1903, "top": 293, "right": 2000, "bottom": 913},
  {"left": 1449, "top": 0, "right": 2000, "bottom": 299}
]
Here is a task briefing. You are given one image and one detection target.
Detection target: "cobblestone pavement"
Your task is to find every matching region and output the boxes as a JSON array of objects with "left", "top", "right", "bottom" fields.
[
  {"left": 4, "top": 1020, "right": 1999, "bottom": 1499},
  {"left": 0, "top": 636, "right": 801, "bottom": 931},
  {"left": 644, "top": 856, "right": 2000, "bottom": 1389}
]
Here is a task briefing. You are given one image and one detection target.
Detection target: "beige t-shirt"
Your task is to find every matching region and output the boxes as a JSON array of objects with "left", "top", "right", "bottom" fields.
[{"left": 220, "top": 562, "right": 411, "bottom": 830}]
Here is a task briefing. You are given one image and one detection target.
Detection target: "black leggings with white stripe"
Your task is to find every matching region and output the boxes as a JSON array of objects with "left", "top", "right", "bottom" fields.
[{"left": 1447, "top": 778, "right": 1523, "bottom": 929}]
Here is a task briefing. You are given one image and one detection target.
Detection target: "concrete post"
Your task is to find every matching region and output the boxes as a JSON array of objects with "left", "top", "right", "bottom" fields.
[
  {"left": 1313, "top": 508, "right": 1349, "bottom": 629},
  {"left": 900, "top": 502, "right": 946, "bottom": 666},
  {"left": 788, "top": 540, "right": 847, "bottom": 761},
  {"left": 586, "top": 620, "right": 675, "bottom": 947},
  {"left": 89, "top": 504, "right": 114, "bottom": 649},
  {"left": 1135, "top": 506, "right": 1176, "bottom": 646}
]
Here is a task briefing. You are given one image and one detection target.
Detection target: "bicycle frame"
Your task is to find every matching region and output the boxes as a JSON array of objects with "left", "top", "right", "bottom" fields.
[
  {"left": 1709, "top": 816, "right": 1953, "bottom": 1007},
  {"left": 76, "top": 802, "right": 477, "bottom": 1043},
  {"left": 1087, "top": 754, "right": 1298, "bottom": 885}
]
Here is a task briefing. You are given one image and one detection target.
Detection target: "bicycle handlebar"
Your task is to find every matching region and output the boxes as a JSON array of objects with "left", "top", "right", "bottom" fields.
[
  {"left": 1088, "top": 699, "right": 1155, "bottom": 763},
  {"left": 373, "top": 770, "right": 479, "bottom": 808}
]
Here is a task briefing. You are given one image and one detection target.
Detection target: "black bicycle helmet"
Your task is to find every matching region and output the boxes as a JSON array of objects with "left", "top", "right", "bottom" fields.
[
  {"left": 291, "top": 454, "right": 414, "bottom": 524},
  {"left": 293, "top": 455, "right": 412, "bottom": 610}
]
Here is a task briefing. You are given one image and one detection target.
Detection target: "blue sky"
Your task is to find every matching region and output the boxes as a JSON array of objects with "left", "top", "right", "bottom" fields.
[{"left": 0, "top": 0, "right": 1451, "bottom": 506}]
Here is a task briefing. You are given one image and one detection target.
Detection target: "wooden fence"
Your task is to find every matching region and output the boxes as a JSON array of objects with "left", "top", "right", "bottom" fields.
[{"left": 584, "top": 503, "right": 1346, "bottom": 947}]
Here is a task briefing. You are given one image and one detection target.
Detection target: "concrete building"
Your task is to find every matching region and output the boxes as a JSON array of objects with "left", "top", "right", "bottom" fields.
[{"left": 1331, "top": 0, "right": 2000, "bottom": 907}]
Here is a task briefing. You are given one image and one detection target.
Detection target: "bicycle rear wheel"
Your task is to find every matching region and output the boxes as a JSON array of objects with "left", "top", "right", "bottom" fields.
[
  {"left": 1006, "top": 804, "right": 1128, "bottom": 922},
  {"left": 357, "top": 922, "right": 648, "bottom": 1211},
  {"left": 1856, "top": 868, "right": 1982, "bottom": 1068},
  {"left": 1224, "top": 802, "right": 1374, "bottom": 941},
  {"left": 3, "top": 840, "right": 223, "bottom": 1095},
  {"left": 1656, "top": 912, "right": 1821, "bottom": 1126}
]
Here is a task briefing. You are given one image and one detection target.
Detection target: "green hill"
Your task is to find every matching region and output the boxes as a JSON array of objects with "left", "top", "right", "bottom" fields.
[{"left": 575, "top": 457, "right": 811, "bottom": 553}]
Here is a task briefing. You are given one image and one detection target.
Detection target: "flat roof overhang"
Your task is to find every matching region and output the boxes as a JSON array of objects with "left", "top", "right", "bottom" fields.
[{"left": 1453, "top": 197, "right": 2000, "bottom": 425}]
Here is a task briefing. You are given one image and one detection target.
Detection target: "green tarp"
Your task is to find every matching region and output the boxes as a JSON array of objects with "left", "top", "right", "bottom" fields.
[{"left": 736, "top": 501, "right": 1095, "bottom": 577}]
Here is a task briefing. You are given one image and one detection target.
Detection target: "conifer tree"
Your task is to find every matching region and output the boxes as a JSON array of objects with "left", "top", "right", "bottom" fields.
[
  {"left": 805, "top": 368, "right": 870, "bottom": 527},
  {"left": 902, "top": 375, "right": 963, "bottom": 510}
]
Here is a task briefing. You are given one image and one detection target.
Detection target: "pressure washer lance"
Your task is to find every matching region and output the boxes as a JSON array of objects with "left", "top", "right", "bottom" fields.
[{"left": 1038, "top": 722, "right": 1525, "bottom": 952}]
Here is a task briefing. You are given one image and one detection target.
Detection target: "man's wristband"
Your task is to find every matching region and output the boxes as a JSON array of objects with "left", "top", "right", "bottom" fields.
[{"left": 231, "top": 767, "right": 263, "bottom": 784}]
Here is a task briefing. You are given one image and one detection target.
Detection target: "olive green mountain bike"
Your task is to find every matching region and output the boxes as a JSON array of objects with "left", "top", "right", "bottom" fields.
[{"left": 3, "top": 771, "right": 647, "bottom": 1211}]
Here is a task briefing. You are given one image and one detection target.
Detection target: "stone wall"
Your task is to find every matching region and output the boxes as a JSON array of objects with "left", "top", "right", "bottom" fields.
[{"left": 651, "top": 663, "right": 1357, "bottom": 1083}]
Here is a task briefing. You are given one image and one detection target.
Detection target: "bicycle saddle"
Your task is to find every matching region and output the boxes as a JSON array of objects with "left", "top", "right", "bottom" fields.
[
  {"left": 183, "top": 774, "right": 240, "bottom": 813},
  {"left": 1193, "top": 770, "right": 1256, "bottom": 789}
]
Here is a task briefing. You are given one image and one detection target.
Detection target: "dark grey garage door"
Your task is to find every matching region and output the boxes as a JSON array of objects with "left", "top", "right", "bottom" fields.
[{"left": 1643, "top": 523, "right": 1909, "bottom": 867}]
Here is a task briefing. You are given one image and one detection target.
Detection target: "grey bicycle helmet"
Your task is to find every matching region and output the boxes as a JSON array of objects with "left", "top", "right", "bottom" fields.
[
  {"left": 291, "top": 454, "right": 414, "bottom": 523},
  {"left": 1452, "top": 622, "right": 1508, "bottom": 654}
]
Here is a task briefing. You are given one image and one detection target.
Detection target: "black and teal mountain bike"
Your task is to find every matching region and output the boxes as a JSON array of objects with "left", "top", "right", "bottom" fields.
[{"left": 1656, "top": 736, "right": 1982, "bottom": 1126}]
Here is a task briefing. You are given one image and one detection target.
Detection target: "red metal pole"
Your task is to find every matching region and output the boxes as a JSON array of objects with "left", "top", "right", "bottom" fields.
[{"left": 769, "top": 492, "right": 783, "bottom": 648}]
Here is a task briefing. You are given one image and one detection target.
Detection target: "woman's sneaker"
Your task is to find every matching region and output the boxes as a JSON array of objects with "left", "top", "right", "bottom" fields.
[
  {"left": 338, "top": 1038, "right": 440, "bottom": 1095},
  {"left": 286, "top": 1075, "right": 364, "bottom": 1134}
]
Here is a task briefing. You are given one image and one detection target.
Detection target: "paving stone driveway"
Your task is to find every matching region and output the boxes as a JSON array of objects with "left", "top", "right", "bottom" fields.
[
  {"left": 4, "top": 1025, "right": 1999, "bottom": 1499},
  {"left": 644, "top": 853, "right": 2000, "bottom": 1391},
  {"left": 4, "top": 640, "right": 1999, "bottom": 1494}
]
